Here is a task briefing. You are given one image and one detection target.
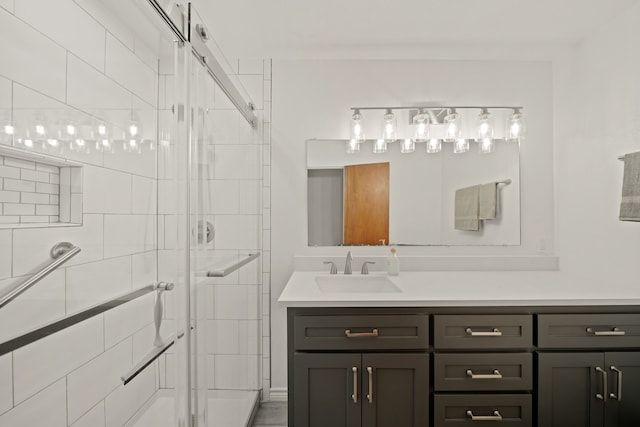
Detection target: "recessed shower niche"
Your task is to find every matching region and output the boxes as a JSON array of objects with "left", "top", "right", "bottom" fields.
[{"left": 0, "top": 145, "right": 82, "bottom": 228}]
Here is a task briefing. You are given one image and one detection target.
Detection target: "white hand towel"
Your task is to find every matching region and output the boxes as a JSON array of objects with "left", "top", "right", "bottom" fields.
[
  {"left": 479, "top": 182, "right": 498, "bottom": 220},
  {"left": 620, "top": 152, "right": 640, "bottom": 221},
  {"left": 455, "top": 185, "right": 480, "bottom": 231}
]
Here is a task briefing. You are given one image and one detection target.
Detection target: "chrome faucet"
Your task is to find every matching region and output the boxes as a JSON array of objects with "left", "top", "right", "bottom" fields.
[{"left": 344, "top": 251, "right": 353, "bottom": 274}]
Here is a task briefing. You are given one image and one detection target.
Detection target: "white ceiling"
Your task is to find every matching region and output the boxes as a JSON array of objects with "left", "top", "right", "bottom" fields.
[{"left": 195, "top": 0, "right": 639, "bottom": 59}]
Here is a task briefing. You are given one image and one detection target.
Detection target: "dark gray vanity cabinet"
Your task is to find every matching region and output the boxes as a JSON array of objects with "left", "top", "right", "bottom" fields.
[
  {"left": 432, "top": 314, "right": 533, "bottom": 427},
  {"left": 288, "top": 306, "right": 640, "bottom": 427},
  {"left": 289, "top": 310, "right": 430, "bottom": 427},
  {"left": 537, "top": 314, "right": 640, "bottom": 427}
]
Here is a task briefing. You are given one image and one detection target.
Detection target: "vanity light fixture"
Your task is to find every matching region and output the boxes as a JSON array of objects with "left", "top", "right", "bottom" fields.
[
  {"left": 400, "top": 138, "right": 415, "bottom": 154},
  {"left": 346, "top": 105, "right": 524, "bottom": 154},
  {"left": 381, "top": 109, "right": 397, "bottom": 142}
]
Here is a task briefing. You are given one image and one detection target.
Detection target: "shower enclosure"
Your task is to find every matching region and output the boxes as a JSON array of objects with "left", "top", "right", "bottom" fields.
[{"left": 0, "top": 0, "right": 265, "bottom": 426}]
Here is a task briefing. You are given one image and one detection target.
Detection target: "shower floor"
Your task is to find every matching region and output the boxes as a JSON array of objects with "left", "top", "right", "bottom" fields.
[{"left": 126, "top": 389, "right": 259, "bottom": 427}]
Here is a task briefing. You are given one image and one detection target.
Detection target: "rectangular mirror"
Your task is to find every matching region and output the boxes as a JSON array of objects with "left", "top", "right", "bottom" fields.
[{"left": 307, "top": 139, "right": 520, "bottom": 246}]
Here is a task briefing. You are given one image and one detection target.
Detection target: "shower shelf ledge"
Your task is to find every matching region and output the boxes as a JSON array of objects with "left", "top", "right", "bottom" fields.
[{"left": 206, "top": 252, "right": 260, "bottom": 277}]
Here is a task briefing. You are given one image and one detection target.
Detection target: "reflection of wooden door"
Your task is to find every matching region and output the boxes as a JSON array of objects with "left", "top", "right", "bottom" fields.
[{"left": 343, "top": 162, "right": 389, "bottom": 245}]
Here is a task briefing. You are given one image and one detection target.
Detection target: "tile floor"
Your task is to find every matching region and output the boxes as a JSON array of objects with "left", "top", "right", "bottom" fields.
[{"left": 250, "top": 401, "right": 287, "bottom": 427}]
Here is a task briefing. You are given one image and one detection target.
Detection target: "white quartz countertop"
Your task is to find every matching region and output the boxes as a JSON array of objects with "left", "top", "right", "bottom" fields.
[{"left": 278, "top": 271, "right": 640, "bottom": 307}]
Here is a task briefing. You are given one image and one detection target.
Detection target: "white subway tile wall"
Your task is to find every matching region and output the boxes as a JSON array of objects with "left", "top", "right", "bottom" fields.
[
  {"left": 0, "top": 1, "right": 271, "bottom": 425},
  {"left": 0, "top": 0, "right": 163, "bottom": 425},
  {"left": 0, "top": 155, "right": 61, "bottom": 224}
]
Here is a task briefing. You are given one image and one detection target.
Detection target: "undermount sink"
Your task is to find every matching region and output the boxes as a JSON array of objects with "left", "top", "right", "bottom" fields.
[{"left": 315, "top": 275, "right": 401, "bottom": 293}]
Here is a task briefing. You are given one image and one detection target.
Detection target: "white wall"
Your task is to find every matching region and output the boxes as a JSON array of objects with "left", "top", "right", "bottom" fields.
[
  {"left": 0, "top": 0, "right": 160, "bottom": 425},
  {"left": 552, "top": 3, "right": 640, "bottom": 284},
  {"left": 271, "top": 59, "right": 555, "bottom": 391}
]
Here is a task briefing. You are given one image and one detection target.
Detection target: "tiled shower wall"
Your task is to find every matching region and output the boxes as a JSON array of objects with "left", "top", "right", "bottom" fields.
[{"left": 0, "top": 1, "right": 160, "bottom": 426}]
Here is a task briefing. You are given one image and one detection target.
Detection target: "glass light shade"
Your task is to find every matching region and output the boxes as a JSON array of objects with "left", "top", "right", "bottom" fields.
[
  {"left": 23, "top": 139, "right": 33, "bottom": 148},
  {"left": 453, "top": 138, "right": 469, "bottom": 154},
  {"left": 350, "top": 110, "right": 365, "bottom": 142},
  {"left": 443, "top": 110, "right": 461, "bottom": 142},
  {"left": 373, "top": 138, "right": 387, "bottom": 154},
  {"left": 400, "top": 138, "right": 415, "bottom": 154},
  {"left": 508, "top": 111, "right": 525, "bottom": 140},
  {"left": 477, "top": 111, "right": 493, "bottom": 141},
  {"left": 412, "top": 111, "right": 429, "bottom": 142},
  {"left": 426, "top": 138, "right": 441, "bottom": 154},
  {"left": 346, "top": 138, "right": 360, "bottom": 154},
  {"left": 381, "top": 109, "right": 397, "bottom": 142},
  {"left": 478, "top": 138, "right": 494, "bottom": 154}
]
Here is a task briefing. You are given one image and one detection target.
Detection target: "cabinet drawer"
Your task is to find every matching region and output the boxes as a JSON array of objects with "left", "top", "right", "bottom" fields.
[
  {"left": 434, "top": 353, "right": 532, "bottom": 391},
  {"left": 434, "top": 315, "right": 532, "bottom": 349},
  {"left": 434, "top": 394, "right": 532, "bottom": 427},
  {"left": 293, "top": 314, "right": 429, "bottom": 351},
  {"left": 537, "top": 314, "right": 640, "bottom": 348}
]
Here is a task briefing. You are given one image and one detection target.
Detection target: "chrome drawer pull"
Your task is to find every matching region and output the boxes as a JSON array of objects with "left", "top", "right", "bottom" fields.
[
  {"left": 366, "top": 367, "right": 373, "bottom": 403},
  {"left": 345, "top": 329, "right": 379, "bottom": 338},
  {"left": 595, "top": 366, "right": 608, "bottom": 401},
  {"left": 586, "top": 327, "right": 626, "bottom": 336},
  {"left": 610, "top": 366, "right": 622, "bottom": 401},
  {"left": 466, "top": 369, "right": 503, "bottom": 379},
  {"left": 465, "top": 327, "right": 502, "bottom": 337},
  {"left": 351, "top": 367, "right": 358, "bottom": 403},
  {"left": 466, "top": 410, "right": 503, "bottom": 421}
]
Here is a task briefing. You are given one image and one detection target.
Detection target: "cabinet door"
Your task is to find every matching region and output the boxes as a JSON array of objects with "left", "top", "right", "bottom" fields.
[
  {"left": 538, "top": 352, "right": 605, "bottom": 427},
  {"left": 294, "top": 353, "right": 362, "bottom": 427},
  {"left": 605, "top": 352, "right": 640, "bottom": 427},
  {"left": 361, "top": 353, "right": 429, "bottom": 427}
]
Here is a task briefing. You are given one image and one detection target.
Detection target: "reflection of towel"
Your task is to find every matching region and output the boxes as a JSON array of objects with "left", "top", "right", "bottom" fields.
[
  {"left": 479, "top": 182, "right": 498, "bottom": 220},
  {"left": 455, "top": 186, "right": 479, "bottom": 231},
  {"left": 620, "top": 152, "right": 640, "bottom": 221}
]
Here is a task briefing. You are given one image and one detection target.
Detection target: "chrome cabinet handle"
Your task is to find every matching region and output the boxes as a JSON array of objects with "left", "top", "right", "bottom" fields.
[
  {"left": 465, "top": 327, "right": 502, "bottom": 337},
  {"left": 595, "top": 367, "right": 608, "bottom": 401},
  {"left": 466, "top": 369, "right": 503, "bottom": 379},
  {"left": 466, "top": 410, "right": 503, "bottom": 421},
  {"left": 351, "top": 367, "right": 358, "bottom": 403},
  {"left": 610, "top": 366, "right": 622, "bottom": 401},
  {"left": 345, "top": 329, "right": 379, "bottom": 338},
  {"left": 366, "top": 367, "right": 373, "bottom": 403},
  {"left": 586, "top": 327, "right": 626, "bottom": 336}
]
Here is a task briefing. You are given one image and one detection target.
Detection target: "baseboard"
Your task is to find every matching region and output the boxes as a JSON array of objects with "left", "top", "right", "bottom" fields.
[{"left": 269, "top": 387, "right": 287, "bottom": 402}]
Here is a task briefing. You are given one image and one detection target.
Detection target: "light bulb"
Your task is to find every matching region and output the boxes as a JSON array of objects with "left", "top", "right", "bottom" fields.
[
  {"left": 4, "top": 124, "right": 14, "bottom": 135},
  {"left": 346, "top": 138, "right": 360, "bottom": 154},
  {"left": 66, "top": 124, "right": 76, "bottom": 136},
  {"left": 128, "top": 124, "right": 138, "bottom": 137},
  {"left": 453, "top": 138, "right": 469, "bottom": 154},
  {"left": 24, "top": 139, "right": 33, "bottom": 148},
  {"left": 98, "top": 124, "right": 107, "bottom": 136},
  {"left": 426, "top": 138, "right": 441, "bottom": 154},
  {"left": 413, "top": 110, "right": 429, "bottom": 142},
  {"left": 479, "top": 138, "right": 494, "bottom": 154},
  {"left": 350, "top": 110, "right": 365, "bottom": 142},
  {"left": 47, "top": 138, "right": 59, "bottom": 147},
  {"left": 36, "top": 124, "right": 45, "bottom": 136},
  {"left": 400, "top": 138, "right": 415, "bottom": 154},
  {"left": 381, "top": 109, "right": 396, "bottom": 142},
  {"left": 477, "top": 110, "right": 493, "bottom": 141},
  {"left": 508, "top": 110, "right": 525, "bottom": 140},
  {"left": 443, "top": 109, "right": 461, "bottom": 142},
  {"left": 373, "top": 139, "right": 387, "bottom": 154}
]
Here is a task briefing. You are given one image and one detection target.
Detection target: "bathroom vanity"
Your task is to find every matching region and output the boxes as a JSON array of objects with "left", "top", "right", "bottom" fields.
[{"left": 279, "top": 272, "right": 640, "bottom": 427}]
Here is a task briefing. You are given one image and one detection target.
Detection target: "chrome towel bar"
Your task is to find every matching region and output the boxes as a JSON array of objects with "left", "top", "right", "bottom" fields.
[
  {"left": 207, "top": 252, "right": 260, "bottom": 277},
  {"left": 0, "top": 242, "right": 81, "bottom": 310},
  {"left": 0, "top": 282, "right": 172, "bottom": 357}
]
